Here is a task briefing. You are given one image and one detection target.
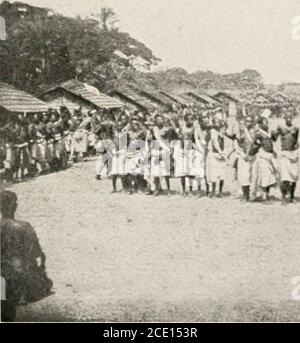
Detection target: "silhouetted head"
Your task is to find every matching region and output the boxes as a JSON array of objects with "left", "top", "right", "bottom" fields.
[
  {"left": 184, "top": 112, "right": 194, "bottom": 127},
  {"left": 42, "top": 113, "right": 48, "bottom": 124},
  {"left": 245, "top": 116, "right": 254, "bottom": 129},
  {"left": 154, "top": 114, "right": 164, "bottom": 127},
  {"left": 284, "top": 113, "right": 293, "bottom": 127},
  {"left": 260, "top": 118, "right": 269, "bottom": 131},
  {"left": 117, "top": 113, "right": 129, "bottom": 128}
]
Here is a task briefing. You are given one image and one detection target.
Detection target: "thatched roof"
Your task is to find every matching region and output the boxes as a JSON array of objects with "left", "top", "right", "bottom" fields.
[
  {"left": 40, "top": 79, "right": 123, "bottom": 109},
  {"left": 213, "top": 91, "right": 240, "bottom": 103},
  {"left": 160, "top": 91, "right": 189, "bottom": 106},
  {"left": 128, "top": 85, "right": 172, "bottom": 111},
  {"left": 185, "top": 91, "right": 221, "bottom": 105},
  {"left": 206, "top": 89, "right": 253, "bottom": 104},
  {"left": 110, "top": 87, "right": 159, "bottom": 111},
  {"left": 271, "top": 92, "right": 296, "bottom": 103},
  {"left": 0, "top": 82, "right": 49, "bottom": 113},
  {"left": 253, "top": 93, "right": 276, "bottom": 104}
]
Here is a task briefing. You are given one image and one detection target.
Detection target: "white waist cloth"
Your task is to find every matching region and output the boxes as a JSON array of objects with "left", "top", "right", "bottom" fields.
[
  {"left": 252, "top": 149, "right": 278, "bottom": 189},
  {"left": 206, "top": 152, "right": 227, "bottom": 183},
  {"left": 278, "top": 149, "right": 299, "bottom": 182}
]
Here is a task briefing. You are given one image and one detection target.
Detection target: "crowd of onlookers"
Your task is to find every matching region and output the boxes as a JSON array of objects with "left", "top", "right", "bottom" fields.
[{"left": 0, "top": 103, "right": 227, "bottom": 184}]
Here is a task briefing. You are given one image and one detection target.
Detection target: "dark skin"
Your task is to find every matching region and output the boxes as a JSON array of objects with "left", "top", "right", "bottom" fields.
[
  {"left": 1, "top": 196, "right": 46, "bottom": 322},
  {"left": 209, "top": 123, "right": 227, "bottom": 198},
  {"left": 153, "top": 116, "right": 172, "bottom": 196},
  {"left": 273, "top": 115, "right": 299, "bottom": 204},
  {"left": 235, "top": 119, "right": 255, "bottom": 202},
  {"left": 42, "top": 115, "right": 48, "bottom": 124},
  {"left": 178, "top": 114, "right": 197, "bottom": 196},
  {"left": 285, "top": 115, "right": 293, "bottom": 127},
  {"left": 110, "top": 115, "right": 129, "bottom": 192},
  {"left": 127, "top": 121, "right": 146, "bottom": 194},
  {"left": 198, "top": 117, "right": 211, "bottom": 196},
  {"left": 252, "top": 119, "right": 276, "bottom": 201},
  {"left": 50, "top": 114, "right": 58, "bottom": 124},
  {"left": 14, "top": 124, "right": 30, "bottom": 180}
]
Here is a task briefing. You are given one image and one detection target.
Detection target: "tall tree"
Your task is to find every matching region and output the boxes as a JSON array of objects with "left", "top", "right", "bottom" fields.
[{"left": 0, "top": 1, "right": 160, "bottom": 93}]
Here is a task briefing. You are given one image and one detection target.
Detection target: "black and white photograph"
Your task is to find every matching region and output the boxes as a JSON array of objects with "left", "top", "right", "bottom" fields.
[{"left": 0, "top": 0, "right": 300, "bottom": 326}]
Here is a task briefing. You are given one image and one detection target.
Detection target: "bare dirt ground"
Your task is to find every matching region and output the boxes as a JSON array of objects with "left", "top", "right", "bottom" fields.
[{"left": 4, "top": 159, "right": 300, "bottom": 322}]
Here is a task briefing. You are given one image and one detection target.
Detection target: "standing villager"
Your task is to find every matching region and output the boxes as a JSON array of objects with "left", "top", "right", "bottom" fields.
[
  {"left": 45, "top": 113, "right": 55, "bottom": 170},
  {"left": 52, "top": 118, "right": 65, "bottom": 171},
  {"left": 235, "top": 116, "right": 256, "bottom": 202},
  {"left": 151, "top": 113, "right": 172, "bottom": 196},
  {"left": 273, "top": 113, "right": 299, "bottom": 204},
  {"left": 199, "top": 112, "right": 212, "bottom": 196},
  {"left": 27, "top": 116, "right": 39, "bottom": 177},
  {"left": 206, "top": 119, "right": 227, "bottom": 198},
  {"left": 14, "top": 122, "right": 30, "bottom": 181},
  {"left": 36, "top": 114, "right": 50, "bottom": 173},
  {"left": 250, "top": 118, "right": 278, "bottom": 202},
  {"left": 173, "top": 111, "right": 205, "bottom": 196},
  {"left": 95, "top": 125, "right": 112, "bottom": 182},
  {"left": 1, "top": 122, "right": 16, "bottom": 181},
  {"left": 56, "top": 111, "right": 69, "bottom": 170},
  {"left": 69, "top": 111, "right": 80, "bottom": 162},
  {"left": 87, "top": 110, "right": 98, "bottom": 156},
  {"left": 109, "top": 112, "right": 129, "bottom": 192},
  {"left": 143, "top": 117, "right": 155, "bottom": 195},
  {"left": 73, "top": 113, "right": 90, "bottom": 162},
  {"left": 127, "top": 117, "right": 146, "bottom": 194},
  {"left": 60, "top": 107, "right": 72, "bottom": 161}
]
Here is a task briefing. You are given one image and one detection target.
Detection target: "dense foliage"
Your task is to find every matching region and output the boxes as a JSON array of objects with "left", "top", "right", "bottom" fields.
[{"left": 0, "top": 1, "right": 160, "bottom": 93}]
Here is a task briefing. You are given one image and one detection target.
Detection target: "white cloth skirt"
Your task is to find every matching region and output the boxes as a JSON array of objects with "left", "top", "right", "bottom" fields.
[
  {"left": 206, "top": 152, "right": 227, "bottom": 183},
  {"left": 73, "top": 130, "right": 88, "bottom": 154},
  {"left": 96, "top": 153, "right": 108, "bottom": 176},
  {"left": 150, "top": 148, "right": 171, "bottom": 177},
  {"left": 278, "top": 150, "right": 299, "bottom": 183},
  {"left": 110, "top": 150, "right": 127, "bottom": 176},
  {"left": 252, "top": 150, "right": 278, "bottom": 189},
  {"left": 127, "top": 150, "right": 142, "bottom": 175},
  {"left": 173, "top": 141, "right": 205, "bottom": 178}
]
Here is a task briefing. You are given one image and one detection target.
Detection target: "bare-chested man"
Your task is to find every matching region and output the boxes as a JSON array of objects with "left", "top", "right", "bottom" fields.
[
  {"left": 273, "top": 113, "right": 299, "bottom": 204},
  {"left": 1, "top": 191, "right": 52, "bottom": 322}
]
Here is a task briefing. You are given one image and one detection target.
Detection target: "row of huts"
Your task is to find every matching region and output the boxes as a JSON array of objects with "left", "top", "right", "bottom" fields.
[{"left": 1, "top": 79, "right": 299, "bottom": 124}]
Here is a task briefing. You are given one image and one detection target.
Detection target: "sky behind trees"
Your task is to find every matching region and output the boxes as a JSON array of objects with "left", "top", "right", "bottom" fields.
[{"left": 11, "top": 0, "right": 300, "bottom": 84}]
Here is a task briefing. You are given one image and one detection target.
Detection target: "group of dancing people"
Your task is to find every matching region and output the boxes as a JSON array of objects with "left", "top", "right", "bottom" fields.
[
  {"left": 0, "top": 103, "right": 299, "bottom": 204},
  {"left": 0, "top": 106, "right": 107, "bottom": 182},
  {"left": 95, "top": 107, "right": 299, "bottom": 204}
]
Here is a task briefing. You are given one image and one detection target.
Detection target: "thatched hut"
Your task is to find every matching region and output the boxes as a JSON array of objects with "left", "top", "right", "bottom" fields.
[
  {"left": 0, "top": 81, "right": 49, "bottom": 124},
  {"left": 39, "top": 79, "right": 123, "bottom": 114}
]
